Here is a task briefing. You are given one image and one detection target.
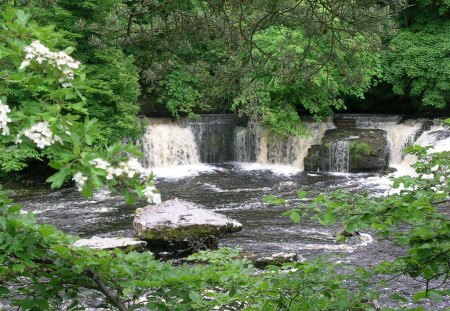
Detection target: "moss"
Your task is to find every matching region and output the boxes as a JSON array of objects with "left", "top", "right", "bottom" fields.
[
  {"left": 349, "top": 141, "right": 372, "bottom": 160},
  {"left": 138, "top": 224, "right": 227, "bottom": 241}
]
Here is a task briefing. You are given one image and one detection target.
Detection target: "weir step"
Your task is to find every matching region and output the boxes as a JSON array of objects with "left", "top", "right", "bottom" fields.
[{"left": 333, "top": 118, "right": 356, "bottom": 128}]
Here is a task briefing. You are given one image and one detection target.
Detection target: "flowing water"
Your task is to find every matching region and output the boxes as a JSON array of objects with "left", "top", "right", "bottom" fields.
[{"left": 10, "top": 114, "right": 450, "bottom": 309}]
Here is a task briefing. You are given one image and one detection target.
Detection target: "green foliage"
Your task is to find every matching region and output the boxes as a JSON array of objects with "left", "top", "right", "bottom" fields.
[
  {"left": 382, "top": 1, "right": 450, "bottom": 109},
  {"left": 0, "top": 196, "right": 375, "bottom": 310},
  {"left": 12, "top": 0, "right": 143, "bottom": 143},
  {"left": 292, "top": 144, "right": 450, "bottom": 302},
  {"left": 159, "top": 66, "right": 210, "bottom": 118},
  {"left": 233, "top": 25, "right": 382, "bottom": 134},
  {"left": 0, "top": 7, "right": 154, "bottom": 202},
  {"left": 349, "top": 141, "right": 372, "bottom": 160}
]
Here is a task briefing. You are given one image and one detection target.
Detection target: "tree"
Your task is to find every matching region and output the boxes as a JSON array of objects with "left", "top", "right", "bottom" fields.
[
  {"left": 382, "top": 0, "right": 450, "bottom": 109},
  {"left": 4, "top": 0, "right": 143, "bottom": 143}
]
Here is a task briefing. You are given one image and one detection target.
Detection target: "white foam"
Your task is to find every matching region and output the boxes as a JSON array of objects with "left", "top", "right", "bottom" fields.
[
  {"left": 235, "top": 162, "right": 301, "bottom": 175},
  {"left": 202, "top": 182, "right": 271, "bottom": 193},
  {"left": 150, "top": 164, "right": 220, "bottom": 179}
]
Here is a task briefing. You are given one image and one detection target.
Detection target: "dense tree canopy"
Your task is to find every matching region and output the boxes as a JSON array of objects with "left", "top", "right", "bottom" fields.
[
  {"left": 382, "top": 0, "right": 450, "bottom": 109},
  {"left": 4, "top": 0, "right": 413, "bottom": 135}
]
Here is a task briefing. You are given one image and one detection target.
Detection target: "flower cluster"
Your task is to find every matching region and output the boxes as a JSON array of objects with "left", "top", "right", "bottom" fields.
[
  {"left": 143, "top": 185, "right": 162, "bottom": 204},
  {"left": 90, "top": 157, "right": 150, "bottom": 180},
  {"left": 20, "top": 121, "right": 61, "bottom": 149},
  {"left": 73, "top": 172, "right": 88, "bottom": 191},
  {"left": 20, "top": 40, "right": 80, "bottom": 87},
  {"left": 89, "top": 157, "right": 160, "bottom": 203},
  {"left": 0, "top": 100, "right": 11, "bottom": 136}
]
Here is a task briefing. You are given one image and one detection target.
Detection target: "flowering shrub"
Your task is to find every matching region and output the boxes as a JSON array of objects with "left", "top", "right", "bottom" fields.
[
  {"left": 0, "top": 8, "right": 158, "bottom": 203},
  {"left": 20, "top": 40, "right": 80, "bottom": 87}
]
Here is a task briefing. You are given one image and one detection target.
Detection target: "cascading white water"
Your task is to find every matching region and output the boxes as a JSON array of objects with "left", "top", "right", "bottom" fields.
[
  {"left": 141, "top": 124, "right": 200, "bottom": 168},
  {"left": 329, "top": 140, "right": 350, "bottom": 173},
  {"left": 393, "top": 124, "right": 450, "bottom": 175},
  {"left": 353, "top": 117, "right": 423, "bottom": 165},
  {"left": 234, "top": 121, "right": 334, "bottom": 170}
]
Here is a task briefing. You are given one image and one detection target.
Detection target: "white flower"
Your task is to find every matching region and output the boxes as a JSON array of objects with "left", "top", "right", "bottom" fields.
[
  {"left": 21, "top": 40, "right": 81, "bottom": 87},
  {"left": 143, "top": 185, "right": 161, "bottom": 204},
  {"left": 120, "top": 158, "right": 145, "bottom": 178},
  {"left": 0, "top": 100, "right": 12, "bottom": 136},
  {"left": 23, "top": 121, "right": 57, "bottom": 148},
  {"left": 89, "top": 158, "right": 111, "bottom": 170},
  {"left": 15, "top": 134, "right": 22, "bottom": 144},
  {"left": 73, "top": 172, "right": 88, "bottom": 191},
  {"left": 19, "top": 60, "right": 30, "bottom": 70}
]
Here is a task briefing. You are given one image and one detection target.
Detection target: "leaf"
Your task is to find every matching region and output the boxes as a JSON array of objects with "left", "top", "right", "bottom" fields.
[
  {"left": 188, "top": 291, "right": 202, "bottom": 303},
  {"left": 290, "top": 211, "right": 301, "bottom": 223},
  {"left": 63, "top": 46, "right": 75, "bottom": 55},
  {"left": 429, "top": 291, "right": 443, "bottom": 302},
  {"left": 0, "top": 286, "right": 9, "bottom": 296},
  {"left": 124, "top": 190, "right": 136, "bottom": 205},
  {"left": 46, "top": 167, "right": 70, "bottom": 189},
  {"left": 7, "top": 204, "right": 21, "bottom": 214},
  {"left": 263, "top": 194, "right": 286, "bottom": 205},
  {"left": 390, "top": 293, "right": 408, "bottom": 302},
  {"left": 297, "top": 190, "right": 310, "bottom": 199},
  {"left": 413, "top": 291, "right": 427, "bottom": 302},
  {"left": 12, "top": 264, "right": 25, "bottom": 273}
]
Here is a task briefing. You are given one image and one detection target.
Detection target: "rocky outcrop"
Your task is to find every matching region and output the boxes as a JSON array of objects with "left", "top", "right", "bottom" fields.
[
  {"left": 72, "top": 236, "right": 147, "bottom": 251},
  {"left": 133, "top": 198, "right": 242, "bottom": 252},
  {"left": 304, "top": 128, "right": 388, "bottom": 172}
]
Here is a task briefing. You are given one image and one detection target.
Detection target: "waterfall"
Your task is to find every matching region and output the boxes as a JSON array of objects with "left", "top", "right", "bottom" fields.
[
  {"left": 351, "top": 116, "right": 423, "bottom": 166},
  {"left": 184, "top": 115, "right": 236, "bottom": 163},
  {"left": 139, "top": 114, "right": 447, "bottom": 177},
  {"left": 329, "top": 141, "right": 350, "bottom": 173},
  {"left": 394, "top": 124, "right": 450, "bottom": 175},
  {"left": 234, "top": 126, "right": 257, "bottom": 162},
  {"left": 234, "top": 121, "right": 334, "bottom": 170},
  {"left": 141, "top": 124, "right": 200, "bottom": 168}
]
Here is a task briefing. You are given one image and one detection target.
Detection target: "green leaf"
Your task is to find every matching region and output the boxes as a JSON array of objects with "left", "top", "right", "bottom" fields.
[
  {"left": 290, "top": 211, "right": 301, "bottom": 223},
  {"left": 297, "top": 190, "right": 310, "bottom": 199},
  {"left": 124, "top": 190, "right": 136, "bottom": 205},
  {"left": 12, "top": 264, "right": 25, "bottom": 273},
  {"left": 390, "top": 293, "right": 408, "bottom": 302},
  {"left": 0, "top": 286, "right": 9, "bottom": 296},
  {"left": 263, "top": 194, "right": 286, "bottom": 205},
  {"left": 188, "top": 291, "right": 202, "bottom": 303},
  {"left": 46, "top": 167, "right": 70, "bottom": 189},
  {"left": 413, "top": 291, "right": 427, "bottom": 302}
]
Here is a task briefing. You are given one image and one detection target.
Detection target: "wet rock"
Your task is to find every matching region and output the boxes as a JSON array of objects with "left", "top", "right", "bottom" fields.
[
  {"left": 72, "top": 236, "right": 147, "bottom": 251},
  {"left": 304, "top": 128, "right": 388, "bottom": 172},
  {"left": 251, "top": 252, "right": 300, "bottom": 269},
  {"left": 133, "top": 198, "right": 242, "bottom": 253}
]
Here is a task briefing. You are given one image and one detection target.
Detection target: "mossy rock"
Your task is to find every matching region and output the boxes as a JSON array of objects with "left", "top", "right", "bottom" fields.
[
  {"left": 133, "top": 199, "right": 242, "bottom": 248},
  {"left": 304, "top": 128, "right": 388, "bottom": 172}
]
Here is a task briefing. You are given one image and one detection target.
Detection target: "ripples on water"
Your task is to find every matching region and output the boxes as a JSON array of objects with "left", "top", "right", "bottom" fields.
[
  {"left": 16, "top": 163, "right": 383, "bottom": 258},
  {"left": 13, "top": 163, "right": 448, "bottom": 310}
]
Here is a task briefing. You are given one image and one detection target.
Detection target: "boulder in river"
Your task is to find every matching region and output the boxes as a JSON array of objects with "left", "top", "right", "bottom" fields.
[
  {"left": 133, "top": 198, "right": 242, "bottom": 253},
  {"left": 72, "top": 236, "right": 147, "bottom": 251},
  {"left": 304, "top": 128, "right": 388, "bottom": 172}
]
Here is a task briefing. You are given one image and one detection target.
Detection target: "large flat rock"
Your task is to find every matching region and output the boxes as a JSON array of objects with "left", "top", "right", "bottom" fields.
[{"left": 133, "top": 198, "right": 242, "bottom": 242}]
